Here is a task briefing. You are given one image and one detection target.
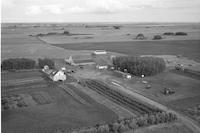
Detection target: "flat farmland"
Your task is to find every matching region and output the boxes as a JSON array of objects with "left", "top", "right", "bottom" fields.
[
  {"left": 52, "top": 40, "right": 200, "bottom": 62},
  {"left": 1, "top": 71, "right": 118, "bottom": 133},
  {"left": 1, "top": 71, "right": 42, "bottom": 81},
  {"left": 106, "top": 70, "right": 200, "bottom": 124}
]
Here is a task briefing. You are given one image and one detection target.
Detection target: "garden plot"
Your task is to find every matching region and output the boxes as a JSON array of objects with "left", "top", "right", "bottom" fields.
[
  {"left": 31, "top": 91, "right": 53, "bottom": 105},
  {"left": 2, "top": 94, "right": 37, "bottom": 111}
]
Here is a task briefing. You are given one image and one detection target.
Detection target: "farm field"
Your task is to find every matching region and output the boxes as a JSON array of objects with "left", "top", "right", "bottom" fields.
[
  {"left": 52, "top": 40, "right": 200, "bottom": 62},
  {"left": 1, "top": 71, "right": 118, "bottom": 133},
  {"left": 1, "top": 23, "right": 200, "bottom": 133},
  {"left": 132, "top": 122, "right": 193, "bottom": 133},
  {"left": 102, "top": 70, "right": 200, "bottom": 125}
]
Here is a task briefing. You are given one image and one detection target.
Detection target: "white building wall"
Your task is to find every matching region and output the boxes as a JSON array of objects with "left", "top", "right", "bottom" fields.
[{"left": 52, "top": 71, "right": 66, "bottom": 81}]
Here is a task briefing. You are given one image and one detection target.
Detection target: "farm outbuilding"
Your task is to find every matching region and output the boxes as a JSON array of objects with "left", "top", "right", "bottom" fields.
[
  {"left": 65, "top": 55, "right": 95, "bottom": 66},
  {"left": 114, "top": 70, "right": 132, "bottom": 79},
  {"left": 96, "top": 65, "right": 108, "bottom": 70},
  {"left": 93, "top": 50, "right": 107, "bottom": 55}
]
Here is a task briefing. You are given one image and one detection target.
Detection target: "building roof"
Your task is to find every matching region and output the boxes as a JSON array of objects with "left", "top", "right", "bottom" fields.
[
  {"left": 72, "top": 54, "right": 92, "bottom": 60},
  {"left": 49, "top": 70, "right": 59, "bottom": 77},
  {"left": 70, "top": 54, "right": 94, "bottom": 64},
  {"left": 94, "top": 50, "right": 106, "bottom": 53},
  {"left": 73, "top": 59, "right": 94, "bottom": 64}
]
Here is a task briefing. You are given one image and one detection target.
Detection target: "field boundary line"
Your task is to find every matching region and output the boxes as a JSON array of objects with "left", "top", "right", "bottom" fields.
[
  {"left": 59, "top": 84, "right": 90, "bottom": 106},
  {"left": 73, "top": 83, "right": 136, "bottom": 119}
]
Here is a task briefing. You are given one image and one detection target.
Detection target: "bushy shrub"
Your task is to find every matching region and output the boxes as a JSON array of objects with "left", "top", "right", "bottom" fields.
[
  {"left": 113, "top": 26, "right": 120, "bottom": 29},
  {"left": 38, "top": 58, "right": 55, "bottom": 69},
  {"left": 135, "top": 34, "right": 145, "bottom": 40},
  {"left": 112, "top": 56, "right": 166, "bottom": 76},
  {"left": 153, "top": 35, "right": 162, "bottom": 40},
  {"left": 1, "top": 58, "right": 36, "bottom": 70},
  {"left": 175, "top": 32, "right": 187, "bottom": 36},
  {"left": 63, "top": 31, "right": 70, "bottom": 35}
]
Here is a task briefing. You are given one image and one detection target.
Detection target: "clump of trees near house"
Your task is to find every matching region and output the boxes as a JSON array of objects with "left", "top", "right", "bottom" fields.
[
  {"left": 1, "top": 58, "right": 55, "bottom": 71},
  {"left": 1, "top": 58, "right": 36, "bottom": 70},
  {"left": 163, "top": 32, "right": 175, "bottom": 36},
  {"left": 153, "top": 35, "right": 162, "bottom": 40},
  {"left": 112, "top": 56, "right": 166, "bottom": 76},
  {"left": 38, "top": 58, "right": 55, "bottom": 69},
  {"left": 175, "top": 32, "right": 187, "bottom": 36},
  {"left": 70, "top": 112, "right": 177, "bottom": 133}
]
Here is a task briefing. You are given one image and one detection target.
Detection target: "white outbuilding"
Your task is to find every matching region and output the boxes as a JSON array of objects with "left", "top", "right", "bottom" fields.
[{"left": 93, "top": 50, "right": 107, "bottom": 55}]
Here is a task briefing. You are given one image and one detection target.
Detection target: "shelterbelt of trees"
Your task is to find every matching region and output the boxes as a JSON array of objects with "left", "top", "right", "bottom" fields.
[
  {"left": 1, "top": 58, "right": 55, "bottom": 71},
  {"left": 70, "top": 112, "right": 177, "bottom": 133},
  {"left": 113, "top": 56, "right": 166, "bottom": 76}
]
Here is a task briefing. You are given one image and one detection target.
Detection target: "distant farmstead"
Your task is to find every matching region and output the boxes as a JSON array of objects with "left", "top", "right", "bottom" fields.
[
  {"left": 93, "top": 50, "right": 107, "bottom": 55},
  {"left": 65, "top": 55, "right": 95, "bottom": 66}
]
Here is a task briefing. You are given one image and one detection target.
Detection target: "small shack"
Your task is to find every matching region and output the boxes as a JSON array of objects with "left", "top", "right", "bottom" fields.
[{"left": 114, "top": 70, "right": 132, "bottom": 79}]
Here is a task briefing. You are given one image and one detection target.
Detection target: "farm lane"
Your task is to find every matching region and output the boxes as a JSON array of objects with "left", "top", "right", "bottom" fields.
[{"left": 103, "top": 78, "right": 200, "bottom": 133}]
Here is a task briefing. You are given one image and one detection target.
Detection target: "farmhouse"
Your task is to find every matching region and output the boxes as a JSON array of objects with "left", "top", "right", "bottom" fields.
[
  {"left": 65, "top": 55, "right": 95, "bottom": 66},
  {"left": 42, "top": 66, "right": 66, "bottom": 81},
  {"left": 49, "top": 70, "right": 66, "bottom": 81},
  {"left": 93, "top": 50, "right": 107, "bottom": 55}
]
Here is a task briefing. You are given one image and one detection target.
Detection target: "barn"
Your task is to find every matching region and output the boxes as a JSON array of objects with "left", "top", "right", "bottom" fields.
[{"left": 65, "top": 55, "right": 95, "bottom": 66}]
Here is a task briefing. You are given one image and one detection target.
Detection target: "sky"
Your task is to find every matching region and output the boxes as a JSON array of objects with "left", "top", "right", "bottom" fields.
[{"left": 1, "top": 0, "right": 200, "bottom": 22}]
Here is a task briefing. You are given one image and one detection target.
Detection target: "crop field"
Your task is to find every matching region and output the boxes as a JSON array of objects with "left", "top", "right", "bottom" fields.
[
  {"left": 1, "top": 72, "right": 118, "bottom": 133},
  {"left": 107, "top": 70, "right": 200, "bottom": 124},
  {"left": 52, "top": 40, "right": 200, "bottom": 62},
  {"left": 131, "top": 122, "right": 193, "bottom": 133},
  {"left": 166, "top": 95, "right": 200, "bottom": 124},
  {"left": 85, "top": 79, "right": 162, "bottom": 116},
  {"left": 1, "top": 23, "right": 200, "bottom": 133}
]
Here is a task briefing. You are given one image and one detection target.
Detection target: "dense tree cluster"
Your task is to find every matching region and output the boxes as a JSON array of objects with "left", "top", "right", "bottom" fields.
[
  {"left": 112, "top": 56, "right": 166, "bottom": 76},
  {"left": 175, "top": 32, "right": 187, "bottom": 36},
  {"left": 163, "top": 32, "right": 175, "bottom": 36},
  {"left": 153, "top": 35, "right": 162, "bottom": 40},
  {"left": 38, "top": 58, "right": 55, "bottom": 69},
  {"left": 1, "top": 58, "right": 36, "bottom": 70},
  {"left": 113, "top": 26, "right": 121, "bottom": 29},
  {"left": 70, "top": 112, "right": 177, "bottom": 133}
]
